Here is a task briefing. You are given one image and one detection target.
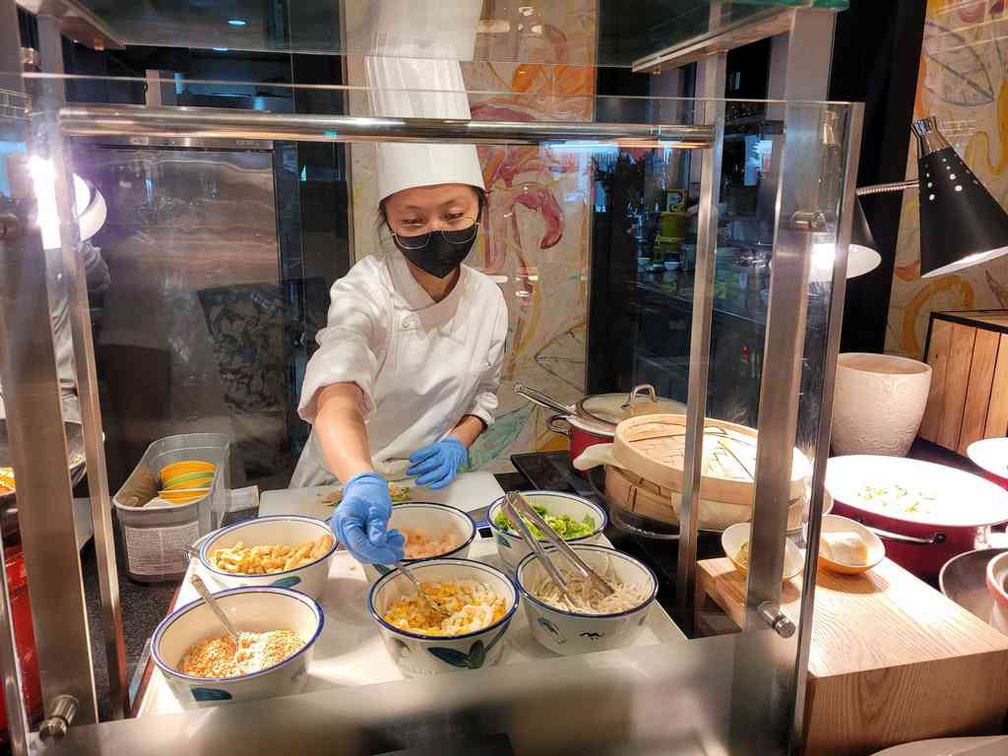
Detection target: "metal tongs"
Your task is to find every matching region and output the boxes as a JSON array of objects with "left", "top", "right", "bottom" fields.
[{"left": 501, "top": 491, "right": 616, "bottom": 601}]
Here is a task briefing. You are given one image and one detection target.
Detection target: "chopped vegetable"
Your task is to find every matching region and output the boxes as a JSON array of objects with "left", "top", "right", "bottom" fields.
[
  {"left": 493, "top": 502, "right": 596, "bottom": 540},
  {"left": 856, "top": 484, "right": 937, "bottom": 516}
]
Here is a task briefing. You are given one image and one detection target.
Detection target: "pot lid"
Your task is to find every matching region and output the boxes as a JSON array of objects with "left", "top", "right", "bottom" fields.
[
  {"left": 612, "top": 414, "right": 810, "bottom": 505},
  {"left": 564, "top": 414, "right": 615, "bottom": 436},
  {"left": 577, "top": 385, "right": 686, "bottom": 428}
]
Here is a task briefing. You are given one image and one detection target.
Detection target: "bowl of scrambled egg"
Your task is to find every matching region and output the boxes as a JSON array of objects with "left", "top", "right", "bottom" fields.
[{"left": 368, "top": 558, "right": 518, "bottom": 677}]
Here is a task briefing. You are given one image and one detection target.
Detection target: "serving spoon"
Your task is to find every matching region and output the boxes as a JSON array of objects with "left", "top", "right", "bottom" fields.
[
  {"left": 395, "top": 564, "right": 451, "bottom": 620},
  {"left": 190, "top": 575, "right": 244, "bottom": 668}
]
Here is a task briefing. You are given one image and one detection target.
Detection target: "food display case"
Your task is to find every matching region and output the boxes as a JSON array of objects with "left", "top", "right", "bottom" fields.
[{"left": 5, "top": 2, "right": 1002, "bottom": 755}]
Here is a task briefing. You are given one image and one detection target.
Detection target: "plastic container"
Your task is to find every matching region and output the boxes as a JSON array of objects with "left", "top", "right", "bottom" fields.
[{"left": 113, "top": 433, "right": 230, "bottom": 582}]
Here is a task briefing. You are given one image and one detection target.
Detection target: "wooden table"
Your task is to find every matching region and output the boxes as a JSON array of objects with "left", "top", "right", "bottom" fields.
[{"left": 697, "top": 557, "right": 1008, "bottom": 755}]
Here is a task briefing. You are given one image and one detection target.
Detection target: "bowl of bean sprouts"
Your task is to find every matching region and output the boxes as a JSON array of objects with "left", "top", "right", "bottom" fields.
[{"left": 515, "top": 544, "right": 657, "bottom": 656}]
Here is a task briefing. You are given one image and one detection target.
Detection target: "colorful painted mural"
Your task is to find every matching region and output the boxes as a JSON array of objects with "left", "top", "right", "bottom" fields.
[
  {"left": 345, "top": 2, "right": 598, "bottom": 472},
  {"left": 886, "top": 0, "right": 1008, "bottom": 358}
]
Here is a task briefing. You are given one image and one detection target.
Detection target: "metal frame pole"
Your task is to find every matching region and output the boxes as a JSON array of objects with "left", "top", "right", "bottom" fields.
[
  {"left": 0, "top": 8, "right": 35, "bottom": 753},
  {"left": 728, "top": 9, "right": 839, "bottom": 754},
  {"left": 36, "top": 12, "right": 128, "bottom": 721},
  {"left": 675, "top": 36, "right": 726, "bottom": 626},
  {"left": 0, "top": 0, "right": 99, "bottom": 729},
  {"left": 789, "top": 101, "right": 864, "bottom": 753}
]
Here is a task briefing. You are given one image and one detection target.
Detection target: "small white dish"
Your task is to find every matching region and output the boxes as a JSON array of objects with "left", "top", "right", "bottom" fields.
[
  {"left": 721, "top": 522, "right": 804, "bottom": 581},
  {"left": 362, "top": 502, "right": 476, "bottom": 583},
  {"left": 817, "top": 514, "right": 885, "bottom": 575},
  {"left": 152, "top": 586, "right": 323, "bottom": 708},
  {"left": 487, "top": 491, "right": 607, "bottom": 573},
  {"left": 368, "top": 558, "right": 518, "bottom": 678},
  {"left": 515, "top": 544, "right": 657, "bottom": 656},
  {"left": 198, "top": 516, "right": 337, "bottom": 599}
]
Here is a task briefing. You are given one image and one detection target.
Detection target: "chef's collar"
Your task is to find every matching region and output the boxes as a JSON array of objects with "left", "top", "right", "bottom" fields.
[{"left": 385, "top": 251, "right": 468, "bottom": 334}]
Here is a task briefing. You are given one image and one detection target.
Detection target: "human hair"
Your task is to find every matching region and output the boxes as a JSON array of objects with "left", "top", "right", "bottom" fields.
[{"left": 377, "top": 185, "right": 487, "bottom": 232}]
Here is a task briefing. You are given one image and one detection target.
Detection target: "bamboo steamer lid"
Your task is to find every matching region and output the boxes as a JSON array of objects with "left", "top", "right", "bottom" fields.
[{"left": 612, "top": 414, "right": 810, "bottom": 506}]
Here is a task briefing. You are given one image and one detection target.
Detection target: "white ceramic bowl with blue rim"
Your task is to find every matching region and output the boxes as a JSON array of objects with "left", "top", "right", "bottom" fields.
[
  {"left": 488, "top": 491, "right": 607, "bottom": 573},
  {"left": 368, "top": 558, "right": 518, "bottom": 677},
  {"left": 362, "top": 502, "right": 477, "bottom": 583},
  {"left": 198, "top": 515, "right": 337, "bottom": 599},
  {"left": 152, "top": 586, "right": 323, "bottom": 708},
  {"left": 515, "top": 544, "right": 657, "bottom": 656}
]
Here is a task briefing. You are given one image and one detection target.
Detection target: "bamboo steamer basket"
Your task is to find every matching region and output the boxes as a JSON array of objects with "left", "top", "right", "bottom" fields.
[
  {"left": 603, "top": 464, "right": 807, "bottom": 533},
  {"left": 613, "top": 414, "right": 809, "bottom": 506}
]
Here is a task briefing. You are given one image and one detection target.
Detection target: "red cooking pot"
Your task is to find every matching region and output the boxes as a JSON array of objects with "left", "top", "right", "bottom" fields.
[
  {"left": 0, "top": 543, "right": 43, "bottom": 743},
  {"left": 547, "top": 413, "right": 613, "bottom": 462},
  {"left": 825, "top": 455, "right": 1008, "bottom": 581},
  {"left": 514, "top": 383, "right": 685, "bottom": 465}
]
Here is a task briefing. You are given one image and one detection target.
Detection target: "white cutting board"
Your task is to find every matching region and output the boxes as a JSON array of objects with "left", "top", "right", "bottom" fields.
[{"left": 258, "top": 471, "right": 504, "bottom": 520}]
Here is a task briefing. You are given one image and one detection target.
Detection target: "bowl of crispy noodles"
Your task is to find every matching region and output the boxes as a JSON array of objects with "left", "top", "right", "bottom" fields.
[
  {"left": 515, "top": 544, "right": 657, "bottom": 656},
  {"left": 368, "top": 558, "right": 518, "bottom": 677},
  {"left": 198, "top": 516, "right": 337, "bottom": 599},
  {"left": 362, "top": 502, "right": 477, "bottom": 584},
  {"left": 152, "top": 586, "right": 323, "bottom": 708}
]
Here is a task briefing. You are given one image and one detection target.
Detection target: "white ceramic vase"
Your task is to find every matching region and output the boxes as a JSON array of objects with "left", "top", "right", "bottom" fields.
[{"left": 831, "top": 352, "right": 932, "bottom": 457}]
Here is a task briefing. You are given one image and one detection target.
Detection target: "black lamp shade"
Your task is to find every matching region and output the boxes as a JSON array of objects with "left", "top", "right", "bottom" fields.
[{"left": 917, "top": 146, "right": 1008, "bottom": 278}]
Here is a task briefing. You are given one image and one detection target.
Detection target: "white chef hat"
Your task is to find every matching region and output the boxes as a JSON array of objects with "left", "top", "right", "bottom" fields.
[{"left": 364, "top": 0, "right": 485, "bottom": 203}]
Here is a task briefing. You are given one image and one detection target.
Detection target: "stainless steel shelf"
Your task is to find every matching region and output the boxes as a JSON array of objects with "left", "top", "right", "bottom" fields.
[{"left": 58, "top": 105, "right": 716, "bottom": 148}]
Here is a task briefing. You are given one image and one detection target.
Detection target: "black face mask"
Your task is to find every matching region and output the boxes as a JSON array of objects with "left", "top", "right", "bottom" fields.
[{"left": 393, "top": 225, "right": 478, "bottom": 279}]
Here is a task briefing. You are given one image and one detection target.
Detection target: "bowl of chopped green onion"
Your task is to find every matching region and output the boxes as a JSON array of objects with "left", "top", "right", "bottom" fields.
[{"left": 488, "top": 491, "right": 607, "bottom": 573}]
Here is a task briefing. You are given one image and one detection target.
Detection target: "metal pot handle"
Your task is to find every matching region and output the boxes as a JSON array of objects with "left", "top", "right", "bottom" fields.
[
  {"left": 862, "top": 524, "right": 947, "bottom": 545},
  {"left": 514, "top": 382, "right": 575, "bottom": 416},
  {"left": 620, "top": 384, "right": 657, "bottom": 410},
  {"left": 547, "top": 414, "right": 572, "bottom": 438}
]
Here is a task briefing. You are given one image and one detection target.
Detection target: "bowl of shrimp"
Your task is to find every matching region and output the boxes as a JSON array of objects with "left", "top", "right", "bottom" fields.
[{"left": 362, "top": 502, "right": 477, "bottom": 583}]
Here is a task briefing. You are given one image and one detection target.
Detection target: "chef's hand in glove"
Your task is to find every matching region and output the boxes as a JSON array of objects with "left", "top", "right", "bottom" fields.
[
  {"left": 331, "top": 472, "right": 405, "bottom": 564},
  {"left": 407, "top": 437, "right": 468, "bottom": 489}
]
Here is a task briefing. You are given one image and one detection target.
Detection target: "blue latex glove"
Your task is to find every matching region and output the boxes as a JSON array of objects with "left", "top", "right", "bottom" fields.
[
  {"left": 407, "top": 437, "right": 469, "bottom": 489},
  {"left": 331, "top": 472, "right": 404, "bottom": 564}
]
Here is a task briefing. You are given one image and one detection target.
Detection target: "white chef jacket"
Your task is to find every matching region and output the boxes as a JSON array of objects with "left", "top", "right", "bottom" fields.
[{"left": 290, "top": 251, "right": 508, "bottom": 488}]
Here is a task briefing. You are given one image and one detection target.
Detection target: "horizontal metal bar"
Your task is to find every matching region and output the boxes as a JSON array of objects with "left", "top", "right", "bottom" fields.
[
  {"left": 59, "top": 105, "right": 715, "bottom": 148},
  {"left": 632, "top": 8, "right": 793, "bottom": 73},
  {"left": 855, "top": 179, "right": 918, "bottom": 196},
  {"left": 14, "top": 0, "right": 124, "bottom": 51}
]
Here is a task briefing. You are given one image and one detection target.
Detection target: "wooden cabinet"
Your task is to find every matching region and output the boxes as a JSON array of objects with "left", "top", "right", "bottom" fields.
[
  {"left": 697, "top": 557, "right": 1008, "bottom": 755},
  {"left": 920, "top": 311, "right": 1008, "bottom": 454}
]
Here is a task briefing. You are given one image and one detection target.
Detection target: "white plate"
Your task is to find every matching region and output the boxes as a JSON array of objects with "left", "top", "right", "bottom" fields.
[
  {"left": 872, "top": 736, "right": 1008, "bottom": 755},
  {"left": 825, "top": 455, "right": 1008, "bottom": 528},
  {"left": 967, "top": 438, "right": 1008, "bottom": 482}
]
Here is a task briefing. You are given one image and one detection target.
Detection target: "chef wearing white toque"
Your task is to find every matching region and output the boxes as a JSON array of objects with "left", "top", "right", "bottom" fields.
[{"left": 291, "top": 0, "right": 508, "bottom": 565}]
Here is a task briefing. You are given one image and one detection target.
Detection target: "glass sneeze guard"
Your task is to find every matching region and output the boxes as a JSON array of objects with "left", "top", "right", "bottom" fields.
[{"left": 0, "top": 4, "right": 863, "bottom": 754}]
